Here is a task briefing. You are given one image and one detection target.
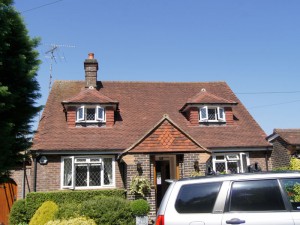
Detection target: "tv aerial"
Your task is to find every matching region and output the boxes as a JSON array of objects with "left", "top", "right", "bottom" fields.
[{"left": 45, "top": 43, "right": 75, "bottom": 91}]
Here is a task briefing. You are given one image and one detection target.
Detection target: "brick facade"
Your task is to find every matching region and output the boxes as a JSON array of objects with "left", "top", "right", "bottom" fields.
[
  {"left": 248, "top": 151, "right": 271, "bottom": 171},
  {"left": 270, "top": 138, "right": 292, "bottom": 169}
]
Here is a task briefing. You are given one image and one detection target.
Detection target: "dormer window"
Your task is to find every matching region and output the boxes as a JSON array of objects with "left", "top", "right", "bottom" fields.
[
  {"left": 76, "top": 105, "right": 106, "bottom": 125},
  {"left": 199, "top": 106, "right": 225, "bottom": 122}
]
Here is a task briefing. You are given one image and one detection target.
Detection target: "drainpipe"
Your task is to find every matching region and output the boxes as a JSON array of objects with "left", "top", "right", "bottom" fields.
[
  {"left": 22, "top": 156, "right": 26, "bottom": 198},
  {"left": 33, "top": 156, "right": 37, "bottom": 192}
]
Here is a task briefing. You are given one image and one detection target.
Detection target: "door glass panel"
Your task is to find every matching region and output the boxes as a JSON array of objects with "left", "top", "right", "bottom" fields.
[
  {"left": 63, "top": 158, "right": 72, "bottom": 186},
  {"left": 104, "top": 158, "right": 113, "bottom": 185}
]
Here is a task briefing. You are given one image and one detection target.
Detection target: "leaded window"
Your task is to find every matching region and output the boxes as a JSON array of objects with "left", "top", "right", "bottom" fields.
[
  {"left": 199, "top": 106, "right": 226, "bottom": 122},
  {"left": 61, "top": 156, "right": 115, "bottom": 189},
  {"left": 76, "top": 105, "right": 106, "bottom": 123}
]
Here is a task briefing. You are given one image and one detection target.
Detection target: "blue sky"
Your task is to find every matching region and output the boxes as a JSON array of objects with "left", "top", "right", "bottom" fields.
[{"left": 14, "top": 0, "right": 300, "bottom": 135}]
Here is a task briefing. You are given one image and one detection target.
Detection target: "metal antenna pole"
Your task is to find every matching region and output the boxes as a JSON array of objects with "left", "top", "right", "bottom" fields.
[{"left": 45, "top": 44, "right": 75, "bottom": 92}]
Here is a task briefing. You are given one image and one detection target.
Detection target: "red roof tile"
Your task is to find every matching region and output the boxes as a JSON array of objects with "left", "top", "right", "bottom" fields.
[
  {"left": 273, "top": 129, "right": 300, "bottom": 145},
  {"left": 32, "top": 81, "right": 270, "bottom": 152}
]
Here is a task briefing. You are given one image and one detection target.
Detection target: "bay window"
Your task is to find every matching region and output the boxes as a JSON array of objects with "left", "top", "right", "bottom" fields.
[{"left": 61, "top": 156, "right": 114, "bottom": 189}]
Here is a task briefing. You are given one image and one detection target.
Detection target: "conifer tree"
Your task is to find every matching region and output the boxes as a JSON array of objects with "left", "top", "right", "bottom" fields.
[{"left": 0, "top": 0, "right": 41, "bottom": 180}]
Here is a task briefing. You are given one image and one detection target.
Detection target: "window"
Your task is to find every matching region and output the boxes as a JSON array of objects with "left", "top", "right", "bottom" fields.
[
  {"left": 281, "top": 178, "right": 300, "bottom": 210},
  {"left": 76, "top": 105, "right": 106, "bottom": 123},
  {"left": 213, "top": 153, "right": 249, "bottom": 174},
  {"left": 61, "top": 156, "right": 114, "bottom": 189},
  {"left": 175, "top": 182, "right": 222, "bottom": 213},
  {"left": 229, "top": 180, "right": 285, "bottom": 211},
  {"left": 199, "top": 106, "right": 225, "bottom": 122}
]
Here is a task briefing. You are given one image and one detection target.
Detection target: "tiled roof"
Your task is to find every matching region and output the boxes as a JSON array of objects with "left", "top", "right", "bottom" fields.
[
  {"left": 32, "top": 80, "right": 270, "bottom": 152},
  {"left": 187, "top": 89, "right": 237, "bottom": 104},
  {"left": 62, "top": 87, "right": 118, "bottom": 104},
  {"left": 272, "top": 129, "right": 300, "bottom": 145}
]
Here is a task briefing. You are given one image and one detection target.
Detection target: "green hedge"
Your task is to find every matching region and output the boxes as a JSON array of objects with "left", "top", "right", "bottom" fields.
[
  {"left": 9, "top": 199, "right": 27, "bottom": 225},
  {"left": 25, "top": 189, "right": 126, "bottom": 220}
]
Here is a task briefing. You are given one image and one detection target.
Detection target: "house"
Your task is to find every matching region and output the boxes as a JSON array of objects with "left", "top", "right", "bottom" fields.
[
  {"left": 13, "top": 53, "right": 271, "bottom": 221},
  {"left": 267, "top": 129, "right": 300, "bottom": 169}
]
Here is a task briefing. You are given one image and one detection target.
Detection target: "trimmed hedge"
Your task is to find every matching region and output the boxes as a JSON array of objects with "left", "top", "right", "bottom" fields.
[
  {"left": 9, "top": 199, "right": 27, "bottom": 225},
  {"left": 81, "top": 196, "right": 135, "bottom": 225},
  {"left": 25, "top": 189, "right": 126, "bottom": 220}
]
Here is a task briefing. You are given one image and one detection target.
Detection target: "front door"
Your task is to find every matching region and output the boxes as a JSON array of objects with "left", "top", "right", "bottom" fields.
[
  {"left": 156, "top": 160, "right": 170, "bottom": 208},
  {"left": 0, "top": 180, "right": 17, "bottom": 225}
]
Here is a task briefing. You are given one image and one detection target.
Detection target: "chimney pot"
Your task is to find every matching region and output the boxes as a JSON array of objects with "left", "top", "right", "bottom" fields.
[{"left": 88, "top": 53, "right": 94, "bottom": 59}]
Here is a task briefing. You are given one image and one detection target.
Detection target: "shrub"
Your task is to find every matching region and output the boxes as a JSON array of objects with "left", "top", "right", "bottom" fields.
[
  {"left": 45, "top": 217, "right": 96, "bottom": 225},
  {"left": 25, "top": 189, "right": 125, "bottom": 219},
  {"left": 130, "top": 199, "right": 150, "bottom": 216},
  {"left": 80, "top": 196, "right": 135, "bottom": 225},
  {"left": 55, "top": 202, "right": 81, "bottom": 219},
  {"left": 29, "top": 201, "right": 58, "bottom": 225},
  {"left": 290, "top": 158, "right": 300, "bottom": 170},
  {"left": 9, "top": 199, "right": 28, "bottom": 225}
]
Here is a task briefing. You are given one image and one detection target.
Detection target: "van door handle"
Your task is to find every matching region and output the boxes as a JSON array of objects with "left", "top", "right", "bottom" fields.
[{"left": 226, "top": 218, "right": 246, "bottom": 224}]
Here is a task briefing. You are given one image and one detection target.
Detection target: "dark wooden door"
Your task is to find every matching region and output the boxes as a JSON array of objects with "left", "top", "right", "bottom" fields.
[
  {"left": 155, "top": 160, "right": 170, "bottom": 208},
  {"left": 0, "top": 181, "right": 17, "bottom": 225}
]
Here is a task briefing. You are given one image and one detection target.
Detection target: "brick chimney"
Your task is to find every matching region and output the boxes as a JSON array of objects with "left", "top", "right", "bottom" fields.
[{"left": 84, "top": 53, "right": 98, "bottom": 88}]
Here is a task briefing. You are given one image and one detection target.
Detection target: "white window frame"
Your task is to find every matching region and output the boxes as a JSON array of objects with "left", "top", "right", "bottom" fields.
[
  {"left": 199, "top": 106, "right": 226, "bottom": 122},
  {"left": 61, "top": 155, "right": 115, "bottom": 190},
  {"left": 76, "top": 105, "right": 106, "bottom": 123},
  {"left": 212, "top": 152, "right": 249, "bottom": 174}
]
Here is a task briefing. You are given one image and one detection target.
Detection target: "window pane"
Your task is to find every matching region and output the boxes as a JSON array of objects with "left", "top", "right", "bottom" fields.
[
  {"left": 208, "top": 108, "right": 216, "bottom": 120},
  {"left": 77, "top": 107, "right": 84, "bottom": 120},
  {"left": 227, "top": 162, "right": 238, "bottom": 174},
  {"left": 63, "top": 158, "right": 72, "bottom": 186},
  {"left": 229, "top": 180, "right": 285, "bottom": 211},
  {"left": 104, "top": 158, "right": 113, "bottom": 185},
  {"left": 86, "top": 108, "right": 95, "bottom": 120},
  {"left": 175, "top": 182, "right": 222, "bottom": 213},
  {"left": 200, "top": 107, "right": 207, "bottom": 120},
  {"left": 75, "top": 165, "right": 87, "bottom": 186},
  {"left": 215, "top": 162, "right": 226, "bottom": 174},
  {"left": 218, "top": 107, "right": 224, "bottom": 120},
  {"left": 89, "top": 164, "right": 101, "bottom": 186},
  {"left": 97, "top": 107, "right": 105, "bottom": 121},
  {"left": 281, "top": 178, "right": 300, "bottom": 210}
]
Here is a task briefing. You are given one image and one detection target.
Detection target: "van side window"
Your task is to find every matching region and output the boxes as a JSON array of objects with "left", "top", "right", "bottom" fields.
[
  {"left": 175, "top": 182, "right": 222, "bottom": 213},
  {"left": 281, "top": 178, "right": 300, "bottom": 210},
  {"left": 229, "top": 180, "right": 285, "bottom": 211}
]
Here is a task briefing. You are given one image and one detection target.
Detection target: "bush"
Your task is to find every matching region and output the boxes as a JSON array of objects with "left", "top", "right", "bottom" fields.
[
  {"left": 55, "top": 202, "right": 81, "bottom": 219},
  {"left": 80, "top": 196, "right": 135, "bottom": 225},
  {"left": 130, "top": 199, "right": 150, "bottom": 216},
  {"left": 29, "top": 201, "right": 58, "bottom": 225},
  {"left": 45, "top": 217, "right": 96, "bottom": 225},
  {"left": 25, "top": 189, "right": 125, "bottom": 219},
  {"left": 290, "top": 158, "right": 300, "bottom": 170},
  {"left": 9, "top": 199, "right": 28, "bottom": 225}
]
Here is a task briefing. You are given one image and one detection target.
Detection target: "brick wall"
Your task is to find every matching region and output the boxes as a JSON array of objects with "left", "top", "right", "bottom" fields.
[
  {"left": 270, "top": 138, "right": 292, "bottom": 169},
  {"left": 225, "top": 107, "right": 234, "bottom": 125},
  {"left": 248, "top": 151, "right": 271, "bottom": 171},
  {"left": 36, "top": 155, "right": 61, "bottom": 192},
  {"left": 106, "top": 106, "right": 114, "bottom": 127},
  {"left": 10, "top": 165, "right": 33, "bottom": 199},
  {"left": 67, "top": 106, "right": 76, "bottom": 127},
  {"left": 188, "top": 107, "right": 199, "bottom": 126}
]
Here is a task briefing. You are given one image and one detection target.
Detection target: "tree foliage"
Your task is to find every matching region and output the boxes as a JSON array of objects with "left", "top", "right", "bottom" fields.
[{"left": 0, "top": 0, "right": 41, "bottom": 179}]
